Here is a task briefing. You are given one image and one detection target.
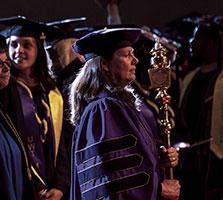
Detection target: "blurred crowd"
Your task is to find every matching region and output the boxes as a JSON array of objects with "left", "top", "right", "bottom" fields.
[{"left": 0, "top": 0, "right": 223, "bottom": 200}]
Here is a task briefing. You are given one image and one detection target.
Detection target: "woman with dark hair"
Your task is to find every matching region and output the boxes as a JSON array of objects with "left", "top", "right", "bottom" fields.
[
  {"left": 0, "top": 16, "right": 68, "bottom": 200},
  {"left": 69, "top": 28, "right": 180, "bottom": 200},
  {"left": 0, "top": 34, "right": 36, "bottom": 200}
]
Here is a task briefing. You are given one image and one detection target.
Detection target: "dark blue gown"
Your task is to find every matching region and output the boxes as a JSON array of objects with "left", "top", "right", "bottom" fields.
[
  {"left": 0, "top": 115, "right": 23, "bottom": 200},
  {"left": 70, "top": 90, "right": 160, "bottom": 200}
]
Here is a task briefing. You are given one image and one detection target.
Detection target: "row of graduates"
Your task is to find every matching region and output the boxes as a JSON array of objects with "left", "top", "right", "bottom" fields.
[
  {"left": 144, "top": 14, "right": 223, "bottom": 199},
  {"left": 0, "top": 18, "right": 68, "bottom": 200},
  {"left": 0, "top": 16, "right": 181, "bottom": 200},
  {"left": 0, "top": 12, "right": 223, "bottom": 200},
  {"left": 173, "top": 16, "right": 223, "bottom": 199},
  {"left": 129, "top": 13, "right": 223, "bottom": 199}
]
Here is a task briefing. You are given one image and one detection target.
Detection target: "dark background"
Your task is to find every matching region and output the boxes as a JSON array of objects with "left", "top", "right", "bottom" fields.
[{"left": 0, "top": 0, "right": 222, "bottom": 29}]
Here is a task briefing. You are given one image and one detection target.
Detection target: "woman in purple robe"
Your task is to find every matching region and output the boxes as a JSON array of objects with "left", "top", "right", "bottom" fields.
[{"left": 69, "top": 28, "right": 180, "bottom": 200}]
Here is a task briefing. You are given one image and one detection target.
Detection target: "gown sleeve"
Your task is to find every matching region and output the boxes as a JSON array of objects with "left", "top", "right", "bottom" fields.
[{"left": 71, "top": 96, "right": 160, "bottom": 200}]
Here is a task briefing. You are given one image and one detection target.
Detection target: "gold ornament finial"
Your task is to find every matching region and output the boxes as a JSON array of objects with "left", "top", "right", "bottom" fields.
[{"left": 148, "top": 39, "right": 174, "bottom": 179}]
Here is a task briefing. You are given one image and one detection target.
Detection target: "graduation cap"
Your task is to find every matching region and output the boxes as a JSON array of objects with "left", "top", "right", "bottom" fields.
[
  {"left": 72, "top": 27, "right": 141, "bottom": 59},
  {"left": 0, "top": 15, "right": 61, "bottom": 40},
  {"left": 46, "top": 17, "right": 88, "bottom": 39},
  {"left": 162, "top": 12, "right": 203, "bottom": 44},
  {"left": 183, "top": 15, "right": 214, "bottom": 26},
  {"left": 186, "top": 16, "right": 223, "bottom": 68},
  {"left": 214, "top": 15, "right": 223, "bottom": 30},
  {"left": 183, "top": 15, "right": 223, "bottom": 38}
]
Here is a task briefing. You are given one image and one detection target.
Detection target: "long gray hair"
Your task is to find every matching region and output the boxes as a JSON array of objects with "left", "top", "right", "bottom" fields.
[
  {"left": 69, "top": 56, "right": 104, "bottom": 125},
  {"left": 68, "top": 56, "right": 141, "bottom": 126}
]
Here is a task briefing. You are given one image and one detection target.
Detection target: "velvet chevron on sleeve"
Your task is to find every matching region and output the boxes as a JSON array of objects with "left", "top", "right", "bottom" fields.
[{"left": 70, "top": 91, "right": 160, "bottom": 200}]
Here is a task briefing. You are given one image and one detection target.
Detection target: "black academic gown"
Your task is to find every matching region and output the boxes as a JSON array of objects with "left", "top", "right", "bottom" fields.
[
  {"left": 177, "top": 65, "right": 223, "bottom": 200},
  {"left": 0, "top": 78, "right": 67, "bottom": 198}
]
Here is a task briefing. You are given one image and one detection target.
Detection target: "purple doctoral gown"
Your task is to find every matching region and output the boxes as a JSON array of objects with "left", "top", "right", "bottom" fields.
[{"left": 70, "top": 91, "right": 160, "bottom": 200}]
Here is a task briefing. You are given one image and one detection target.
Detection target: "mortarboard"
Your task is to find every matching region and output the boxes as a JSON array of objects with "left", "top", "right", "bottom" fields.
[
  {"left": 45, "top": 17, "right": 90, "bottom": 49},
  {"left": 181, "top": 15, "right": 223, "bottom": 44},
  {"left": 46, "top": 17, "right": 87, "bottom": 39},
  {"left": 214, "top": 15, "right": 223, "bottom": 31},
  {"left": 165, "top": 12, "right": 202, "bottom": 38},
  {"left": 0, "top": 15, "right": 61, "bottom": 40},
  {"left": 72, "top": 27, "right": 141, "bottom": 59},
  {"left": 186, "top": 15, "right": 223, "bottom": 69},
  {"left": 157, "top": 12, "right": 203, "bottom": 49}
]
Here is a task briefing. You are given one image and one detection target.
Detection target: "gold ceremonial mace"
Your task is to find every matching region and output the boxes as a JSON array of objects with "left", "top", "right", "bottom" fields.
[{"left": 148, "top": 38, "right": 173, "bottom": 179}]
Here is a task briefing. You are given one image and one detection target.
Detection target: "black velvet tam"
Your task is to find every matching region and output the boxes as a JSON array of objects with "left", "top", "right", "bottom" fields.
[{"left": 72, "top": 27, "right": 141, "bottom": 58}]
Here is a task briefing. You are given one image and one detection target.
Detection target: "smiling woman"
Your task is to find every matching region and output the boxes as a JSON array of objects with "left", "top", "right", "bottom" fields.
[
  {"left": 0, "top": 34, "right": 28, "bottom": 200},
  {"left": 8, "top": 36, "right": 38, "bottom": 84},
  {"left": 0, "top": 16, "right": 68, "bottom": 200}
]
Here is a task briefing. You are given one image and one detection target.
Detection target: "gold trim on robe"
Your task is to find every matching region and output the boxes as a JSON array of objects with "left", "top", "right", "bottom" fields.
[{"left": 48, "top": 88, "right": 63, "bottom": 164}]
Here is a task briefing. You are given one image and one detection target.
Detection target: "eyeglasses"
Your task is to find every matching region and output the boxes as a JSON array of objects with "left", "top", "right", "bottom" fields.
[{"left": 0, "top": 59, "right": 11, "bottom": 72}]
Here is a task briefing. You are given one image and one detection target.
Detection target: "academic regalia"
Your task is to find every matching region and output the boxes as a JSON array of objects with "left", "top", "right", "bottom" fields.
[
  {"left": 0, "top": 33, "right": 35, "bottom": 200},
  {"left": 178, "top": 63, "right": 223, "bottom": 200},
  {"left": 70, "top": 89, "right": 160, "bottom": 200},
  {"left": 0, "top": 103, "right": 36, "bottom": 200},
  {"left": 0, "top": 77, "right": 64, "bottom": 196},
  {"left": 46, "top": 19, "right": 88, "bottom": 200},
  {"left": 0, "top": 114, "right": 23, "bottom": 200},
  {"left": 0, "top": 15, "right": 69, "bottom": 199}
]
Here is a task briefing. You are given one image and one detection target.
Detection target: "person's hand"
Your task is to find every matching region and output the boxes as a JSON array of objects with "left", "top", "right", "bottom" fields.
[
  {"left": 44, "top": 188, "right": 63, "bottom": 200},
  {"left": 161, "top": 179, "right": 181, "bottom": 200},
  {"left": 0, "top": 62, "right": 10, "bottom": 89},
  {"left": 160, "top": 146, "right": 179, "bottom": 168}
]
